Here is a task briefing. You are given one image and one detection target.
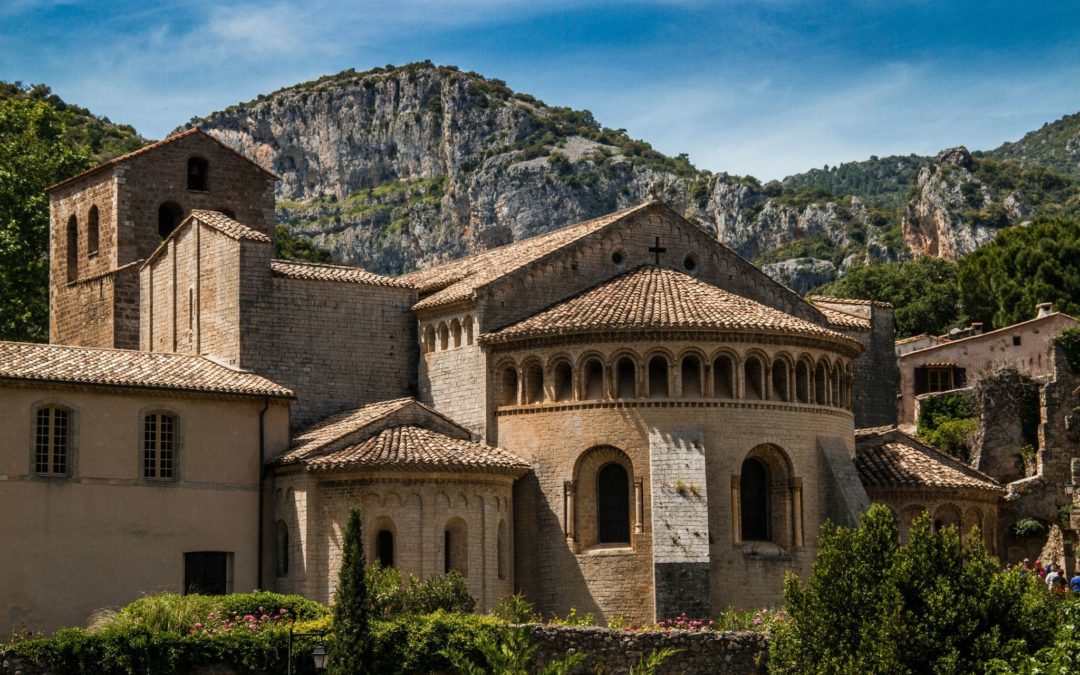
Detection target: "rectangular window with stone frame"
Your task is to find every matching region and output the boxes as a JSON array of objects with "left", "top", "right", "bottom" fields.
[
  {"left": 34, "top": 407, "right": 69, "bottom": 476},
  {"left": 143, "top": 412, "right": 177, "bottom": 480}
]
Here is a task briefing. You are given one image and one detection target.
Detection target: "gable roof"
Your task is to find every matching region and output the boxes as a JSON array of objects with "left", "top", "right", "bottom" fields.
[
  {"left": 0, "top": 341, "right": 293, "bottom": 398},
  {"left": 483, "top": 265, "right": 860, "bottom": 350},
  {"left": 298, "top": 425, "right": 530, "bottom": 475},
  {"left": 899, "top": 311, "right": 1078, "bottom": 359},
  {"left": 814, "top": 304, "right": 871, "bottom": 331},
  {"left": 142, "top": 210, "right": 270, "bottom": 268},
  {"left": 271, "top": 259, "right": 408, "bottom": 287},
  {"left": 854, "top": 426, "right": 1002, "bottom": 493},
  {"left": 400, "top": 202, "right": 657, "bottom": 310},
  {"left": 277, "top": 397, "right": 420, "bottom": 463},
  {"left": 46, "top": 128, "right": 278, "bottom": 193}
]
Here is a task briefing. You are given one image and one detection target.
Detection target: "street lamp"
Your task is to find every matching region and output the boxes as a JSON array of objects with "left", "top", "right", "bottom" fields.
[{"left": 287, "top": 622, "right": 328, "bottom": 674}]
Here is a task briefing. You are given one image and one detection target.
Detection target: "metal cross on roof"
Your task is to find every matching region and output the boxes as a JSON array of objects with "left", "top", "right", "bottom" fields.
[{"left": 648, "top": 237, "right": 667, "bottom": 264}]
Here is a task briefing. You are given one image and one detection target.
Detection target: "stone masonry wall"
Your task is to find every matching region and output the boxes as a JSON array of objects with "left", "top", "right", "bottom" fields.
[
  {"left": 527, "top": 625, "right": 768, "bottom": 674},
  {"left": 418, "top": 307, "right": 487, "bottom": 436}
]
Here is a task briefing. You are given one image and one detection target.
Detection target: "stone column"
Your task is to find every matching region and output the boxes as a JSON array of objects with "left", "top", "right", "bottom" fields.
[{"left": 563, "top": 481, "right": 575, "bottom": 543}]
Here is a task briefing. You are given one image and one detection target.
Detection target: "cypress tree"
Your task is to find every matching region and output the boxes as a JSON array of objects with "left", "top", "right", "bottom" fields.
[{"left": 330, "top": 507, "right": 371, "bottom": 674}]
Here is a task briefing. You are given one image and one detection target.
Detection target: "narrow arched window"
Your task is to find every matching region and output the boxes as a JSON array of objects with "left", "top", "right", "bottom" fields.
[
  {"left": 276, "top": 520, "right": 289, "bottom": 577},
  {"left": 35, "top": 406, "right": 70, "bottom": 475},
  {"left": 648, "top": 356, "right": 669, "bottom": 398},
  {"left": 499, "top": 366, "right": 519, "bottom": 406},
  {"left": 771, "top": 359, "right": 789, "bottom": 402},
  {"left": 740, "top": 458, "right": 769, "bottom": 541},
  {"left": 187, "top": 157, "right": 209, "bottom": 191},
  {"left": 423, "top": 325, "right": 436, "bottom": 354},
  {"left": 713, "top": 355, "right": 734, "bottom": 398},
  {"left": 158, "top": 202, "right": 183, "bottom": 239},
  {"left": 795, "top": 361, "right": 811, "bottom": 404},
  {"left": 814, "top": 362, "right": 828, "bottom": 405},
  {"left": 437, "top": 322, "right": 449, "bottom": 350},
  {"left": 615, "top": 357, "right": 637, "bottom": 399},
  {"left": 497, "top": 519, "right": 508, "bottom": 581},
  {"left": 464, "top": 316, "right": 474, "bottom": 345},
  {"left": 444, "top": 517, "right": 468, "bottom": 576},
  {"left": 87, "top": 206, "right": 99, "bottom": 257},
  {"left": 681, "top": 355, "right": 702, "bottom": 398},
  {"left": 524, "top": 362, "right": 544, "bottom": 404},
  {"left": 66, "top": 215, "right": 78, "bottom": 282},
  {"left": 451, "top": 319, "right": 462, "bottom": 348},
  {"left": 584, "top": 359, "right": 605, "bottom": 399},
  {"left": 831, "top": 366, "right": 841, "bottom": 408},
  {"left": 553, "top": 361, "right": 573, "bottom": 402},
  {"left": 597, "top": 463, "right": 630, "bottom": 544},
  {"left": 744, "top": 357, "right": 764, "bottom": 400},
  {"left": 376, "top": 529, "right": 395, "bottom": 568},
  {"left": 143, "top": 412, "right": 177, "bottom": 480}
]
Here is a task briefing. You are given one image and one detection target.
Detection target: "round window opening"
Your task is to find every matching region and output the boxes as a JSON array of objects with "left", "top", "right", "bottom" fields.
[
  {"left": 612, "top": 251, "right": 624, "bottom": 265},
  {"left": 683, "top": 256, "right": 697, "bottom": 271}
]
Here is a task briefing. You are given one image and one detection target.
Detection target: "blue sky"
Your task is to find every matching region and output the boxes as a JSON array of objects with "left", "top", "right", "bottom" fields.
[{"left": 2, "top": 1, "right": 1078, "bottom": 180}]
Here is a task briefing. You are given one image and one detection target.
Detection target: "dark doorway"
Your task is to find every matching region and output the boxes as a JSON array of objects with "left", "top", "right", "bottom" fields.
[{"left": 597, "top": 463, "right": 631, "bottom": 543}]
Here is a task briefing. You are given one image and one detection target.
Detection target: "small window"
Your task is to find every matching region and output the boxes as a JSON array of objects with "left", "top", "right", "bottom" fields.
[
  {"left": 87, "top": 206, "right": 100, "bottom": 257},
  {"left": 158, "top": 202, "right": 183, "bottom": 239},
  {"left": 1012, "top": 336, "right": 1022, "bottom": 347},
  {"left": 597, "top": 463, "right": 631, "bottom": 544},
  {"left": 143, "top": 412, "right": 177, "bottom": 480},
  {"left": 615, "top": 357, "right": 637, "bottom": 399},
  {"left": 187, "top": 157, "right": 209, "bottom": 191},
  {"left": 438, "top": 322, "right": 449, "bottom": 351},
  {"left": 648, "top": 356, "right": 669, "bottom": 398},
  {"left": 524, "top": 362, "right": 545, "bottom": 404},
  {"left": 553, "top": 361, "right": 573, "bottom": 402},
  {"left": 584, "top": 359, "right": 605, "bottom": 399},
  {"left": 184, "top": 551, "right": 230, "bottom": 595},
  {"left": 744, "top": 357, "right": 764, "bottom": 400},
  {"left": 611, "top": 251, "right": 624, "bottom": 265},
  {"left": 35, "top": 406, "right": 70, "bottom": 475},
  {"left": 464, "top": 316, "right": 474, "bottom": 345},
  {"left": 451, "top": 319, "right": 462, "bottom": 348},
  {"left": 683, "top": 255, "right": 697, "bottom": 272},
  {"left": 713, "top": 355, "right": 734, "bottom": 398},
  {"left": 376, "top": 529, "right": 395, "bottom": 568},
  {"left": 499, "top": 366, "right": 519, "bottom": 406},
  {"left": 444, "top": 518, "right": 468, "bottom": 576},
  {"left": 740, "top": 458, "right": 769, "bottom": 541},
  {"left": 497, "top": 519, "right": 509, "bottom": 581},
  {"left": 276, "top": 520, "right": 289, "bottom": 577},
  {"left": 66, "top": 215, "right": 78, "bottom": 282}
]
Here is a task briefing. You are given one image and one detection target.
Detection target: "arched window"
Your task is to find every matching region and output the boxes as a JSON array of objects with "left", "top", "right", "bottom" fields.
[
  {"left": 744, "top": 356, "right": 764, "bottom": 400},
  {"left": 497, "top": 519, "right": 509, "bottom": 581},
  {"left": 597, "top": 463, "right": 630, "bottom": 544},
  {"left": 814, "top": 361, "right": 828, "bottom": 405},
  {"left": 499, "top": 366, "right": 519, "bottom": 406},
  {"left": 933, "top": 504, "right": 962, "bottom": 534},
  {"left": 444, "top": 517, "right": 468, "bottom": 576},
  {"left": 795, "top": 360, "right": 811, "bottom": 404},
  {"left": 376, "top": 529, "right": 395, "bottom": 567},
  {"left": 583, "top": 358, "right": 605, "bottom": 399},
  {"left": 437, "top": 322, "right": 449, "bottom": 351},
  {"left": 713, "top": 355, "right": 734, "bottom": 398},
  {"left": 463, "top": 316, "right": 474, "bottom": 345},
  {"left": 276, "top": 520, "right": 289, "bottom": 577},
  {"left": 66, "top": 215, "right": 78, "bottom": 282},
  {"left": 681, "top": 355, "right": 702, "bottom": 398},
  {"left": 158, "top": 202, "right": 183, "bottom": 239},
  {"left": 831, "top": 365, "right": 841, "bottom": 408},
  {"left": 648, "top": 356, "right": 669, "bottom": 398},
  {"left": 143, "top": 412, "right": 177, "bottom": 480},
  {"left": 552, "top": 360, "right": 573, "bottom": 402},
  {"left": 524, "top": 361, "right": 544, "bottom": 404},
  {"left": 740, "top": 458, "right": 769, "bottom": 541},
  {"left": 87, "top": 205, "right": 99, "bottom": 257},
  {"left": 615, "top": 357, "right": 637, "bottom": 399},
  {"left": 34, "top": 405, "right": 70, "bottom": 475},
  {"left": 771, "top": 358, "right": 789, "bottom": 402},
  {"left": 187, "top": 157, "right": 209, "bottom": 191},
  {"left": 451, "top": 319, "right": 462, "bottom": 348},
  {"left": 423, "top": 325, "right": 436, "bottom": 354}
]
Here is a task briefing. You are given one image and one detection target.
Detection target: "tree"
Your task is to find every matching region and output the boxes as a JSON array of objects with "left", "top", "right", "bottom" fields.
[
  {"left": 817, "top": 257, "right": 964, "bottom": 338},
  {"left": 958, "top": 217, "right": 1080, "bottom": 329},
  {"left": 769, "top": 505, "right": 1057, "bottom": 673},
  {"left": 0, "top": 97, "right": 90, "bottom": 341},
  {"left": 330, "top": 507, "right": 371, "bottom": 674}
]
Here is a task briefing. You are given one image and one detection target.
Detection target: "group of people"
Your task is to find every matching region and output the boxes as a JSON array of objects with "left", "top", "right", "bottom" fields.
[{"left": 1017, "top": 558, "right": 1080, "bottom": 595}]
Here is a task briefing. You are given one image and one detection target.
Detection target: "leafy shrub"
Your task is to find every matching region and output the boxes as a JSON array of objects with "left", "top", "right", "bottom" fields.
[
  {"left": 492, "top": 593, "right": 539, "bottom": 624},
  {"left": 1054, "top": 327, "right": 1080, "bottom": 373},
  {"left": 400, "top": 571, "right": 476, "bottom": 615},
  {"left": 215, "top": 590, "right": 327, "bottom": 622},
  {"left": 547, "top": 607, "right": 593, "bottom": 626},
  {"left": 370, "top": 610, "right": 504, "bottom": 673},
  {"left": 444, "top": 625, "right": 586, "bottom": 675},
  {"left": 921, "top": 418, "right": 979, "bottom": 460},
  {"left": 366, "top": 564, "right": 405, "bottom": 618},
  {"left": 769, "top": 504, "right": 1058, "bottom": 673},
  {"left": 1011, "top": 517, "right": 1049, "bottom": 539},
  {"left": 713, "top": 607, "right": 788, "bottom": 633}
]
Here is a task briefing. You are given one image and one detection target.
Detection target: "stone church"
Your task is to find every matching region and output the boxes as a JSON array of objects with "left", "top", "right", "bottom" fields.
[{"left": 0, "top": 130, "right": 1003, "bottom": 634}]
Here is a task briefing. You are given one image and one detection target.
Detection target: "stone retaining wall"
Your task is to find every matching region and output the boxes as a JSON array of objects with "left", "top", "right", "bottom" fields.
[{"left": 526, "top": 624, "right": 769, "bottom": 674}]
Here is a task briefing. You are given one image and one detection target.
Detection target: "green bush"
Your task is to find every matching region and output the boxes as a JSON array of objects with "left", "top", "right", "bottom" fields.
[
  {"left": 1011, "top": 517, "right": 1049, "bottom": 539},
  {"left": 916, "top": 393, "right": 976, "bottom": 436},
  {"left": 367, "top": 564, "right": 405, "bottom": 619},
  {"left": 401, "top": 570, "right": 477, "bottom": 615},
  {"left": 769, "top": 504, "right": 1059, "bottom": 673},
  {"left": 922, "top": 418, "right": 979, "bottom": 460},
  {"left": 1054, "top": 327, "right": 1080, "bottom": 373},
  {"left": 89, "top": 591, "right": 327, "bottom": 635},
  {"left": 370, "top": 611, "right": 505, "bottom": 673},
  {"left": 445, "top": 624, "right": 587, "bottom": 675}
]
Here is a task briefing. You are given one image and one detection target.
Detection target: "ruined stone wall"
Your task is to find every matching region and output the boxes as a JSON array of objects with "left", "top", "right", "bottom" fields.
[
  {"left": 853, "top": 306, "right": 898, "bottom": 427},
  {"left": 276, "top": 471, "right": 515, "bottom": 611},
  {"left": 495, "top": 337, "right": 855, "bottom": 623}
]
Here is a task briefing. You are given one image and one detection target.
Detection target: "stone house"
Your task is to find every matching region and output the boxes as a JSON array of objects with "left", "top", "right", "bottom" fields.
[{"left": 3, "top": 129, "right": 1029, "bottom": 634}]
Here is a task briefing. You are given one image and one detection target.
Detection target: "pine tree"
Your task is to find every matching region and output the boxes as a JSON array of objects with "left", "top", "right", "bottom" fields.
[{"left": 330, "top": 507, "right": 371, "bottom": 674}]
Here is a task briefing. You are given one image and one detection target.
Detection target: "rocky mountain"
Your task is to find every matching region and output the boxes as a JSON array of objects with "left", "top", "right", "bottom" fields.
[
  {"left": 986, "top": 111, "right": 1080, "bottom": 181},
  {"left": 183, "top": 62, "right": 903, "bottom": 278},
  {"left": 782, "top": 154, "right": 930, "bottom": 206}
]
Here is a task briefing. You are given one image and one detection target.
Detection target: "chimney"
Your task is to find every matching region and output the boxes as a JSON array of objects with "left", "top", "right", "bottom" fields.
[
  {"left": 970, "top": 322, "right": 983, "bottom": 335},
  {"left": 1037, "top": 302, "right": 1053, "bottom": 318}
]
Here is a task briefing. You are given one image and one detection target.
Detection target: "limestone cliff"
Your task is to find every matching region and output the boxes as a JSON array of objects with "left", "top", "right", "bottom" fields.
[{"left": 185, "top": 62, "right": 898, "bottom": 277}]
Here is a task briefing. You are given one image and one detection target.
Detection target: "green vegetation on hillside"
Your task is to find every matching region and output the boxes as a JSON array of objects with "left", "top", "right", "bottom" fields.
[
  {"left": 782, "top": 154, "right": 930, "bottom": 206},
  {"left": 986, "top": 111, "right": 1080, "bottom": 180}
]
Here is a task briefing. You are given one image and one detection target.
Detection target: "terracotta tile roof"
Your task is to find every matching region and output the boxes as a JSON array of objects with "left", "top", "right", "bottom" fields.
[
  {"left": 46, "top": 129, "right": 277, "bottom": 193},
  {"left": 896, "top": 333, "right": 932, "bottom": 346},
  {"left": 401, "top": 202, "right": 654, "bottom": 310},
  {"left": 277, "top": 397, "right": 417, "bottom": 463},
  {"left": 190, "top": 209, "right": 271, "bottom": 242},
  {"left": 855, "top": 427, "right": 1001, "bottom": 493},
  {"left": 815, "top": 304, "right": 871, "bottom": 331},
  {"left": 303, "top": 425, "right": 530, "bottom": 475},
  {"left": 807, "top": 295, "right": 893, "bottom": 309},
  {"left": 0, "top": 341, "right": 293, "bottom": 398},
  {"left": 271, "top": 260, "right": 408, "bottom": 287},
  {"left": 484, "top": 266, "right": 859, "bottom": 349}
]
